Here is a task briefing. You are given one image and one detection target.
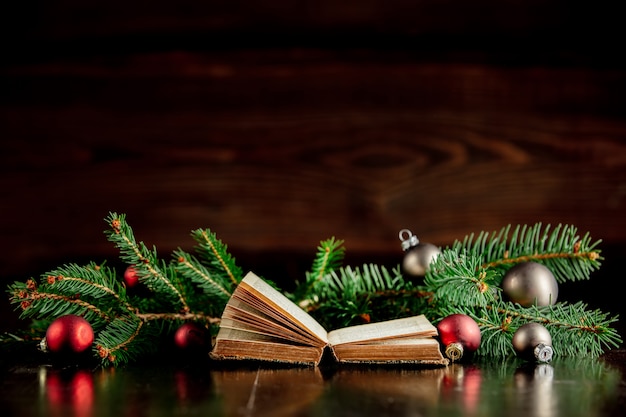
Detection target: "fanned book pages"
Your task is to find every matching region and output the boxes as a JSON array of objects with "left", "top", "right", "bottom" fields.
[{"left": 209, "top": 272, "right": 449, "bottom": 366}]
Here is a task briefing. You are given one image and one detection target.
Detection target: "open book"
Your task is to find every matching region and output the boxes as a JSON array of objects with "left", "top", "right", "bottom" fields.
[{"left": 209, "top": 271, "right": 449, "bottom": 366}]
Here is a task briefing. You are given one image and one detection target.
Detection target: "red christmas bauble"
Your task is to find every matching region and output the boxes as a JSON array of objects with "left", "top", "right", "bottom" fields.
[
  {"left": 174, "top": 323, "right": 209, "bottom": 352},
  {"left": 123, "top": 265, "right": 139, "bottom": 288},
  {"left": 45, "top": 315, "right": 94, "bottom": 354},
  {"left": 437, "top": 314, "right": 481, "bottom": 361}
]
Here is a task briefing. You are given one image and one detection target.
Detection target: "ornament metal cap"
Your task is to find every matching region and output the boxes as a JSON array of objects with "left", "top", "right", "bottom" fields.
[
  {"left": 39, "top": 337, "right": 48, "bottom": 353},
  {"left": 534, "top": 343, "right": 554, "bottom": 363},
  {"left": 444, "top": 342, "right": 464, "bottom": 362},
  {"left": 399, "top": 229, "right": 419, "bottom": 251}
]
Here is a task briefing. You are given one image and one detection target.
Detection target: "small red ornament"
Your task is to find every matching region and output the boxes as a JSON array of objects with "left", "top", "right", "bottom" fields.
[
  {"left": 437, "top": 313, "right": 481, "bottom": 361},
  {"left": 123, "top": 265, "right": 139, "bottom": 288},
  {"left": 174, "top": 323, "right": 209, "bottom": 352},
  {"left": 44, "top": 315, "right": 94, "bottom": 354}
]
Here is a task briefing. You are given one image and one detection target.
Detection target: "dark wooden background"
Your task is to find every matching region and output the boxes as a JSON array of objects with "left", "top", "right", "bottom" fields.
[{"left": 1, "top": 1, "right": 625, "bottom": 336}]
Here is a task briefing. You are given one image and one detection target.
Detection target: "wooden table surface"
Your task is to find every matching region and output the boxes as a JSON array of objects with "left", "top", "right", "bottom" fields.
[{"left": 1, "top": 348, "right": 625, "bottom": 417}]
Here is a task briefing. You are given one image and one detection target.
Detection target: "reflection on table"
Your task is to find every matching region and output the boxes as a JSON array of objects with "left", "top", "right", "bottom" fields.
[{"left": 2, "top": 355, "right": 620, "bottom": 417}]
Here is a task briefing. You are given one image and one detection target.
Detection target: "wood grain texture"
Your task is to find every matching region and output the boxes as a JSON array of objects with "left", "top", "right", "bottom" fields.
[
  {"left": 2, "top": 52, "right": 626, "bottom": 279},
  {"left": 1, "top": 2, "right": 626, "bottom": 337},
  {"left": 1, "top": 1, "right": 626, "bottom": 287}
]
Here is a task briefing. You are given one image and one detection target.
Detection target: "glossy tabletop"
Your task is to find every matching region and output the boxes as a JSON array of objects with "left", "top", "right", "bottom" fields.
[{"left": 1, "top": 350, "right": 624, "bottom": 417}]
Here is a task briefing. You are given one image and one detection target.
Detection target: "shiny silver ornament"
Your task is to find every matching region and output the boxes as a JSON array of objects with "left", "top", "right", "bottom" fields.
[
  {"left": 502, "top": 262, "right": 558, "bottom": 307},
  {"left": 399, "top": 229, "right": 441, "bottom": 278},
  {"left": 512, "top": 322, "right": 554, "bottom": 363}
]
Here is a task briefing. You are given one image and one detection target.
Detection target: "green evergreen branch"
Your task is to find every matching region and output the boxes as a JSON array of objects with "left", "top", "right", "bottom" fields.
[
  {"left": 54, "top": 277, "right": 120, "bottom": 301},
  {"left": 309, "top": 237, "right": 346, "bottom": 283},
  {"left": 292, "top": 237, "right": 346, "bottom": 308},
  {"left": 9, "top": 282, "right": 112, "bottom": 323},
  {"left": 173, "top": 250, "right": 233, "bottom": 302},
  {"left": 416, "top": 223, "right": 619, "bottom": 357},
  {"left": 191, "top": 229, "right": 243, "bottom": 285},
  {"left": 435, "top": 299, "right": 621, "bottom": 358},
  {"left": 95, "top": 317, "right": 145, "bottom": 366},
  {"left": 94, "top": 312, "right": 219, "bottom": 367},
  {"left": 425, "top": 250, "right": 498, "bottom": 308},
  {"left": 453, "top": 223, "right": 602, "bottom": 283},
  {"left": 298, "top": 263, "right": 429, "bottom": 329},
  {"left": 292, "top": 222, "right": 619, "bottom": 358},
  {"left": 5, "top": 213, "right": 236, "bottom": 367},
  {"left": 42, "top": 263, "right": 135, "bottom": 315},
  {"left": 105, "top": 212, "right": 189, "bottom": 312}
]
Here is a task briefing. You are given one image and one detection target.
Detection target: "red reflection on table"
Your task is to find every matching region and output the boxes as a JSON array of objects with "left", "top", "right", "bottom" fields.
[
  {"left": 44, "top": 369, "right": 94, "bottom": 417},
  {"left": 441, "top": 364, "right": 483, "bottom": 416}
]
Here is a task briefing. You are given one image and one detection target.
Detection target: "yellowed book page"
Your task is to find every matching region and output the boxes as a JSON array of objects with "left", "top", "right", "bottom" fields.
[
  {"left": 341, "top": 337, "right": 441, "bottom": 347},
  {"left": 219, "top": 316, "right": 319, "bottom": 346},
  {"left": 221, "top": 305, "right": 310, "bottom": 341},
  {"left": 327, "top": 315, "right": 437, "bottom": 346},
  {"left": 211, "top": 327, "right": 324, "bottom": 365},
  {"left": 239, "top": 272, "right": 328, "bottom": 344},
  {"left": 222, "top": 299, "right": 323, "bottom": 346},
  {"left": 231, "top": 290, "right": 320, "bottom": 340}
]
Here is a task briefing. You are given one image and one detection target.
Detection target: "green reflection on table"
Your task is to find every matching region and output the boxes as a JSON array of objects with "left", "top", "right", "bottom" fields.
[
  {"left": 1, "top": 356, "right": 621, "bottom": 417},
  {"left": 318, "top": 358, "right": 621, "bottom": 417}
]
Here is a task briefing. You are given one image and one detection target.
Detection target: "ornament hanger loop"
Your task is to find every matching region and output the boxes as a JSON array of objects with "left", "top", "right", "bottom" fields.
[{"left": 399, "top": 229, "right": 419, "bottom": 251}]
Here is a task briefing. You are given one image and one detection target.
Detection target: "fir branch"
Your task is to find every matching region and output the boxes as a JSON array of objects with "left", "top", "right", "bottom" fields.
[
  {"left": 471, "top": 303, "right": 517, "bottom": 359},
  {"left": 9, "top": 281, "right": 113, "bottom": 324},
  {"left": 173, "top": 249, "right": 234, "bottom": 303},
  {"left": 453, "top": 223, "right": 602, "bottom": 283},
  {"left": 105, "top": 212, "right": 189, "bottom": 312},
  {"left": 309, "top": 237, "right": 346, "bottom": 284},
  {"left": 95, "top": 317, "right": 146, "bottom": 366},
  {"left": 435, "top": 300, "right": 621, "bottom": 358},
  {"left": 424, "top": 250, "right": 498, "bottom": 308},
  {"left": 292, "top": 237, "right": 346, "bottom": 308},
  {"left": 16, "top": 292, "right": 108, "bottom": 325},
  {"left": 302, "top": 264, "right": 428, "bottom": 329},
  {"left": 191, "top": 228, "right": 243, "bottom": 285},
  {"left": 544, "top": 302, "right": 621, "bottom": 356},
  {"left": 53, "top": 277, "right": 120, "bottom": 302},
  {"left": 42, "top": 262, "right": 135, "bottom": 315},
  {"left": 421, "top": 223, "right": 619, "bottom": 357}
]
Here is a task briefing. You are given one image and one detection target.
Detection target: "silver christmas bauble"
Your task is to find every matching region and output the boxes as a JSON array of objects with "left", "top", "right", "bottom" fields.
[
  {"left": 502, "top": 262, "right": 558, "bottom": 307},
  {"left": 399, "top": 229, "right": 441, "bottom": 278},
  {"left": 512, "top": 322, "right": 553, "bottom": 363}
]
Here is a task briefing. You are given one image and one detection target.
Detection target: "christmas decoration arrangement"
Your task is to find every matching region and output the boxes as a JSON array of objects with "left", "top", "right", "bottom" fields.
[
  {"left": 5, "top": 212, "right": 622, "bottom": 367},
  {"left": 209, "top": 271, "right": 447, "bottom": 366}
]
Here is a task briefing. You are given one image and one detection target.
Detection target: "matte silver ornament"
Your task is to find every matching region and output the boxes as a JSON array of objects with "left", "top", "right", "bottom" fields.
[
  {"left": 399, "top": 229, "right": 441, "bottom": 278},
  {"left": 512, "top": 322, "right": 554, "bottom": 363},
  {"left": 502, "top": 262, "right": 558, "bottom": 307}
]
